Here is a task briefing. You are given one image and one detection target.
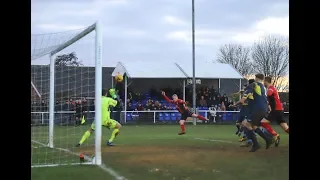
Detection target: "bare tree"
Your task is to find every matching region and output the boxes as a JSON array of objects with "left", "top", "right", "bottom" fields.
[
  {"left": 251, "top": 35, "right": 289, "bottom": 90},
  {"left": 216, "top": 44, "right": 252, "bottom": 77},
  {"left": 55, "top": 52, "right": 83, "bottom": 67},
  {"left": 275, "top": 76, "right": 289, "bottom": 92}
]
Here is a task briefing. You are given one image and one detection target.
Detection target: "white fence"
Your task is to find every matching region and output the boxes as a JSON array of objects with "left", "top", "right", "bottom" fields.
[{"left": 31, "top": 110, "right": 289, "bottom": 125}]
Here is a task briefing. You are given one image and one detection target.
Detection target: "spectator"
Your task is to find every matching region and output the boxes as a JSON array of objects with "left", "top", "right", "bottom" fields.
[
  {"left": 199, "top": 96, "right": 207, "bottom": 107},
  {"left": 55, "top": 100, "right": 61, "bottom": 111},
  {"left": 162, "top": 105, "right": 167, "bottom": 110},
  {"left": 127, "top": 103, "right": 134, "bottom": 111},
  {"left": 203, "top": 87, "right": 209, "bottom": 100},
  {"left": 221, "top": 101, "right": 226, "bottom": 111},
  {"left": 127, "top": 92, "right": 133, "bottom": 103},
  {"left": 154, "top": 101, "right": 161, "bottom": 110},
  {"left": 221, "top": 93, "right": 228, "bottom": 103},
  {"left": 136, "top": 103, "right": 144, "bottom": 111}
]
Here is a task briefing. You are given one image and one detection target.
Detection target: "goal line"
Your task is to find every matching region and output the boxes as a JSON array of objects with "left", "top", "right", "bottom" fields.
[
  {"left": 31, "top": 140, "right": 128, "bottom": 179},
  {"left": 31, "top": 140, "right": 94, "bottom": 168}
]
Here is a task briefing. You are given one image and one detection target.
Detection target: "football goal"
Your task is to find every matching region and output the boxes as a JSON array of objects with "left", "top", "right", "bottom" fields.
[{"left": 31, "top": 22, "right": 103, "bottom": 167}]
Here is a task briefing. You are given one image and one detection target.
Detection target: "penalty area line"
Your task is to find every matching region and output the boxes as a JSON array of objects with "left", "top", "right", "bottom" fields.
[
  {"left": 194, "top": 138, "right": 237, "bottom": 144},
  {"left": 31, "top": 140, "right": 128, "bottom": 180}
]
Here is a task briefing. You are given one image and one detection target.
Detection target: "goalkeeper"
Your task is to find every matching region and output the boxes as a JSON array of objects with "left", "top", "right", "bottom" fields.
[{"left": 76, "top": 88, "right": 122, "bottom": 147}]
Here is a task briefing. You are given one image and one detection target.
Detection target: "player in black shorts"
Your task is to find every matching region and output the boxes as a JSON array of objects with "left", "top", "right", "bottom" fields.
[
  {"left": 260, "top": 76, "right": 289, "bottom": 147},
  {"left": 162, "top": 91, "right": 208, "bottom": 135},
  {"left": 240, "top": 74, "right": 273, "bottom": 152},
  {"left": 75, "top": 100, "right": 82, "bottom": 126},
  {"left": 232, "top": 79, "right": 255, "bottom": 146},
  {"left": 234, "top": 85, "right": 249, "bottom": 135},
  {"left": 80, "top": 98, "right": 88, "bottom": 125}
]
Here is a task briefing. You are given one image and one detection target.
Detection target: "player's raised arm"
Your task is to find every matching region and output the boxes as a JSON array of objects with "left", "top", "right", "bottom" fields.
[
  {"left": 109, "top": 98, "right": 118, "bottom": 107},
  {"left": 161, "top": 91, "right": 173, "bottom": 103}
]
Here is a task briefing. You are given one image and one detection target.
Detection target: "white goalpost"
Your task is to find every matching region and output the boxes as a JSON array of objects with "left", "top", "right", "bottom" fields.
[{"left": 31, "top": 22, "right": 102, "bottom": 167}]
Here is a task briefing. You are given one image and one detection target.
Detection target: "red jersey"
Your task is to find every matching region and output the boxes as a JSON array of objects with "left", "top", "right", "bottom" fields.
[
  {"left": 267, "top": 85, "right": 283, "bottom": 111},
  {"left": 163, "top": 95, "right": 188, "bottom": 113}
]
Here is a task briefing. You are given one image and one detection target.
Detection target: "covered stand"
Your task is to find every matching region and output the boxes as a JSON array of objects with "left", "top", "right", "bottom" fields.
[
  {"left": 111, "top": 61, "right": 245, "bottom": 124},
  {"left": 111, "top": 61, "right": 188, "bottom": 123}
]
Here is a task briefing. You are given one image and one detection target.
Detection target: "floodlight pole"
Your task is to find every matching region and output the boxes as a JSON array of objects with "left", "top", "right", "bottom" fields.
[{"left": 192, "top": 0, "right": 196, "bottom": 125}]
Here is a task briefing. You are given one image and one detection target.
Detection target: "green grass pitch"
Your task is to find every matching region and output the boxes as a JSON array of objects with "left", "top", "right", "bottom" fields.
[{"left": 31, "top": 124, "right": 288, "bottom": 180}]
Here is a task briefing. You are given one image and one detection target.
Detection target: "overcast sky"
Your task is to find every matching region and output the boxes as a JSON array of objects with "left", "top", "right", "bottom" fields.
[{"left": 31, "top": 0, "right": 288, "bottom": 67}]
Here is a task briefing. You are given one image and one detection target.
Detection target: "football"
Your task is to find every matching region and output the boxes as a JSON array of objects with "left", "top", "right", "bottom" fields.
[{"left": 115, "top": 74, "right": 123, "bottom": 82}]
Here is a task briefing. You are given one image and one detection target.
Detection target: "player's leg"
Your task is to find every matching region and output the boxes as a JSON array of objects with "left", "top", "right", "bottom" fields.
[
  {"left": 240, "top": 121, "right": 253, "bottom": 147},
  {"left": 191, "top": 113, "right": 209, "bottom": 121},
  {"left": 280, "top": 122, "right": 289, "bottom": 133},
  {"left": 178, "top": 119, "right": 186, "bottom": 135},
  {"left": 251, "top": 112, "right": 273, "bottom": 149},
  {"left": 76, "top": 113, "right": 82, "bottom": 126},
  {"left": 260, "top": 117, "right": 280, "bottom": 147},
  {"left": 239, "top": 126, "right": 248, "bottom": 142},
  {"left": 276, "top": 111, "right": 289, "bottom": 133},
  {"left": 76, "top": 123, "right": 95, "bottom": 147},
  {"left": 260, "top": 112, "right": 279, "bottom": 137},
  {"left": 270, "top": 111, "right": 289, "bottom": 147},
  {"left": 75, "top": 116, "right": 79, "bottom": 126},
  {"left": 107, "top": 120, "right": 122, "bottom": 146},
  {"left": 235, "top": 122, "right": 241, "bottom": 135},
  {"left": 243, "top": 119, "right": 260, "bottom": 152},
  {"left": 81, "top": 112, "right": 86, "bottom": 124},
  {"left": 235, "top": 114, "right": 245, "bottom": 135},
  {"left": 236, "top": 116, "right": 245, "bottom": 138},
  {"left": 178, "top": 112, "right": 188, "bottom": 135}
]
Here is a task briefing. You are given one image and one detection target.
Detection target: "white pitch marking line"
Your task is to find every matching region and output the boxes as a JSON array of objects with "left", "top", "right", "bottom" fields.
[
  {"left": 31, "top": 140, "right": 128, "bottom": 180},
  {"left": 194, "top": 138, "right": 238, "bottom": 144}
]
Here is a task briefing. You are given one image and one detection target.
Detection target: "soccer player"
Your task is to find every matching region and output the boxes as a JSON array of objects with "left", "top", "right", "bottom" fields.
[
  {"left": 232, "top": 79, "right": 255, "bottom": 147},
  {"left": 74, "top": 100, "right": 82, "bottom": 126},
  {"left": 261, "top": 76, "right": 289, "bottom": 147},
  {"left": 240, "top": 74, "right": 274, "bottom": 152},
  {"left": 80, "top": 98, "right": 88, "bottom": 125},
  {"left": 108, "top": 88, "right": 117, "bottom": 118},
  {"left": 162, "top": 91, "right": 209, "bottom": 135},
  {"left": 76, "top": 89, "right": 122, "bottom": 147}
]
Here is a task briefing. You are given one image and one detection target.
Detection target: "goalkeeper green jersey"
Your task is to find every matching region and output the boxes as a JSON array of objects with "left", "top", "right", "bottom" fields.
[{"left": 102, "top": 96, "right": 117, "bottom": 121}]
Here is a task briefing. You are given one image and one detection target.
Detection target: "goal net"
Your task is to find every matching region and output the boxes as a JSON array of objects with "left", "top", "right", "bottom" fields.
[{"left": 31, "top": 23, "right": 103, "bottom": 167}]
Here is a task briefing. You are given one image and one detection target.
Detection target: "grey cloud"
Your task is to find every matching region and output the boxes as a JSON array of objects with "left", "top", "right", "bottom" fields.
[{"left": 31, "top": 0, "right": 288, "bottom": 66}]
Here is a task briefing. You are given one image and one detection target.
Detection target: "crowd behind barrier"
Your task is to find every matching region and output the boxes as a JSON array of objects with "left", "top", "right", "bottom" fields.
[
  {"left": 31, "top": 85, "right": 289, "bottom": 126},
  {"left": 31, "top": 110, "right": 289, "bottom": 126},
  {"left": 31, "top": 86, "right": 289, "bottom": 112}
]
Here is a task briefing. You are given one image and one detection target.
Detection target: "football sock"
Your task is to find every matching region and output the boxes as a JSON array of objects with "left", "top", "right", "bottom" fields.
[
  {"left": 81, "top": 116, "right": 86, "bottom": 124},
  {"left": 197, "top": 115, "right": 207, "bottom": 121},
  {"left": 180, "top": 124, "right": 185, "bottom": 132},
  {"left": 285, "top": 128, "right": 289, "bottom": 134},
  {"left": 236, "top": 125, "right": 240, "bottom": 131},
  {"left": 239, "top": 126, "right": 244, "bottom": 133},
  {"left": 109, "top": 129, "right": 120, "bottom": 143},
  {"left": 247, "top": 130, "right": 258, "bottom": 146},
  {"left": 255, "top": 128, "right": 272, "bottom": 142},
  {"left": 242, "top": 127, "right": 248, "bottom": 138},
  {"left": 261, "top": 123, "right": 278, "bottom": 136},
  {"left": 79, "top": 131, "right": 91, "bottom": 145}
]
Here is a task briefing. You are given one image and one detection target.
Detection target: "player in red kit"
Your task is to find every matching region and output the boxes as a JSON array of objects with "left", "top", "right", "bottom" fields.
[
  {"left": 161, "top": 91, "right": 209, "bottom": 135},
  {"left": 261, "top": 76, "right": 289, "bottom": 147}
]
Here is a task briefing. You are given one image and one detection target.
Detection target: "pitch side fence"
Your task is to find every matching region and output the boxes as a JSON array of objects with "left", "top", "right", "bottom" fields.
[{"left": 31, "top": 110, "right": 289, "bottom": 126}]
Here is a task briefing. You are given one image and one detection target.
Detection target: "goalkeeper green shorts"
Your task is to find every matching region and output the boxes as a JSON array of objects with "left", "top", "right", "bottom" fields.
[{"left": 91, "top": 119, "right": 118, "bottom": 130}]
